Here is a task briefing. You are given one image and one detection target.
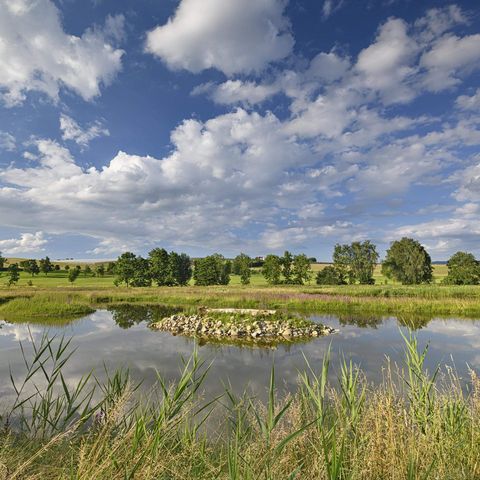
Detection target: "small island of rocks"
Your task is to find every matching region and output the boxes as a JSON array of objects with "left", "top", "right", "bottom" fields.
[{"left": 150, "top": 308, "right": 336, "bottom": 344}]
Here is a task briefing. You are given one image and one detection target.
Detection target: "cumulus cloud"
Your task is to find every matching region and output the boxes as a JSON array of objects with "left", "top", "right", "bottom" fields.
[
  {"left": 355, "top": 18, "right": 418, "bottom": 104},
  {"left": 60, "top": 114, "right": 110, "bottom": 148},
  {"left": 0, "top": 132, "right": 15, "bottom": 151},
  {"left": 456, "top": 89, "right": 480, "bottom": 110},
  {"left": 0, "top": 231, "right": 47, "bottom": 255},
  {"left": 145, "top": 0, "right": 293, "bottom": 75},
  {"left": 420, "top": 34, "right": 480, "bottom": 91},
  {"left": 0, "top": 0, "right": 124, "bottom": 106},
  {"left": 0, "top": 110, "right": 322, "bottom": 253}
]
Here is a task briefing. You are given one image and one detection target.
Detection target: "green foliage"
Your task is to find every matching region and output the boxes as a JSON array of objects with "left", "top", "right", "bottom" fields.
[
  {"left": 382, "top": 237, "right": 433, "bottom": 285},
  {"left": 233, "top": 253, "right": 251, "bottom": 285},
  {"left": 262, "top": 254, "right": 282, "bottom": 285},
  {"left": 282, "top": 250, "right": 294, "bottom": 284},
  {"left": 0, "top": 251, "right": 5, "bottom": 270},
  {"left": 83, "top": 265, "right": 93, "bottom": 277},
  {"left": 19, "top": 259, "right": 40, "bottom": 276},
  {"left": 194, "top": 254, "right": 230, "bottom": 286},
  {"left": 95, "top": 264, "right": 105, "bottom": 277},
  {"left": 316, "top": 265, "right": 346, "bottom": 285},
  {"left": 68, "top": 266, "right": 80, "bottom": 283},
  {"left": 333, "top": 241, "right": 378, "bottom": 284},
  {"left": 130, "top": 256, "right": 151, "bottom": 287},
  {"left": 149, "top": 247, "right": 171, "bottom": 285},
  {"left": 115, "top": 252, "right": 151, "bottom": 287},
  {"left": 39, "top": 256, "right": 53, "bottom": 275},
  {"left": 443, "top": 251, "right": 480, "bottom": 285},
  {"left": 292, "top": 253, "right": 312, "bottom": 284},
  {"left": 7, "top": 263, "right": 20, "bottom": 286},
  {"left": 169, "top": 251, "right": 193, "bottom": 286},
  {"left": 106, "top": 261, "right": 116, "bottom": 275}
]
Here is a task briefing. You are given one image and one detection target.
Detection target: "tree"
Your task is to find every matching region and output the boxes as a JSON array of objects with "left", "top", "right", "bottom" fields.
[
  {"left": 350, "top": 241, "right": 379, "bottom": 284},
  {"left": 65, "top": 264, "right": 70, "bottom": 271},
  {"left": 169, "top": 252, "right": 192, "bottom": 286},
  {"left": 7, "top": 263, "right": 20, "bottom": 286},
  {"left": 39, "top": 256, "right": 53, "bottom": 275},
  {"left": 106, "top": 262, "right": 116, "bottom": 275},
  {"left": 262, "top": 255, "right": 282, "bottom": 285},
  {"left": 333, "top": 244, "right": 352, "bottom": 284},
  {"left": 83, "top": 265, "right": 93, "bottom": 277},
  {"left": 382, "top": 237, "right": 433, "bottom": 285},
  {"left": 281, "top": 251, "right": 294, "bottom": 284},
  {"left": 68, "top": 266, "right": 80, "bottom": 284},
  {"left": 0, "top": 252, "right": 5, "bottom": 270},
  {"left": 316, "top": 266, "right": 345, "bottom": 285},
  {"left": 95, "top": 264, "right": 105, "bottom": 277},
  {"left": 194, "top": 254, "right": 230, "bottom": 286},
  {"left": 20, "top": 259, "right": 40, "bottom": 277},
  {"left": 292, "top": 254, "right": 312, "bottom": 285},
  {"left": 333, "top": 241, "right": 379, "bottom": 284},
  {"left": 54, "top": 264, "right": 60, "bottom": 271},
  {"left": 443, "top": 251, "right": 480, "bottom": 285},
  {"left": 130, "top": 257, "right": 151, "bottom": 287},
  {"left": 233, "top": 253, "right": 251, "bottom": 285},
  {"left": 149, "top": 248, "right": 171, "bottom": 286},
  {"left": 114, "top": 252, "right": 139, "bottom": 287}
]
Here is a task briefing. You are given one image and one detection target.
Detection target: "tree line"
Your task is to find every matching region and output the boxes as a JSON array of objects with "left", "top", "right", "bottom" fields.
[{"left": 2, "top": 235, "right": 480, "bottom": 287}]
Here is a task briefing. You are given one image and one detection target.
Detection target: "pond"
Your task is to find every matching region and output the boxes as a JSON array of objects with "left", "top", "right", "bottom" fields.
[{"left": 1, "top": 306, "right": 479, "bottom": 404}]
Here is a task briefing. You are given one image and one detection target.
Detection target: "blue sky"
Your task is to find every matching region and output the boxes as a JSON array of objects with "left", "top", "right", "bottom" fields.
[{"left": 0, "top": 0, "right": 479, "bottom": 261}]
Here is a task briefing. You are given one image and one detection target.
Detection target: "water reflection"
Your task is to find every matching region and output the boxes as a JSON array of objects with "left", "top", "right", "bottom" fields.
[
  {"left": 108, "top": 304, "right": 182, "bottom": 329},
  {"left": 0, "top": 307, "right": 479, "bottom": 406}
]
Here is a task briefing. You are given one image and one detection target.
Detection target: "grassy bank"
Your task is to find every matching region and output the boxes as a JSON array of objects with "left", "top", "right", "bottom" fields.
[
  {"left": 0, "top": 295, "right": 94, "bottom": 321},
  {"left": 1, "top": 333, "right": 478, "bottom": 479},
  {"left": 2, "top": 283, "right": 480, "bottom": 320}
]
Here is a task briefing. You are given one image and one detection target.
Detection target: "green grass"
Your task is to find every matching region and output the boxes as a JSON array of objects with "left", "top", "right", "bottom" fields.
[
  {"left": 1, "top": 332, "right": 479, "bottom": 479},
  {"left": 1, "top": 283, "right": 480, "bottom": 320},
  {"left": 0, "top": 295, "right": 94, "bottom": 321}
]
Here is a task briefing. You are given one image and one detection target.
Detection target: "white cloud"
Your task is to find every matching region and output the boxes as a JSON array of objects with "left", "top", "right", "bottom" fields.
[
  {"left": 192, "top": 80, "right": 279, "bottom": 106},
  {"left": 0, "top": 132, "right": 15, "bottom": 151},
  {"left": 145, "top": 0, "right": 293, "bottom": 75},
  {"left": 456, "top": 89, "right": 480, "bottom": 110},
  {"left": 453, "top": 161, "right": 480, "bottom": 202},
  {"left": 0, "top": 0, "right": 124, "bottom": 106},
  {"left": 0, "top": 231, "right": 47, "bottom": 255},
  {"left": 60, "top": 114, "right": 110, "bottom": 148},
  {"left": 355, "top": 18, "right": 418, "bottom": 104},
  {"left": 307, "top": 52, "right": 350, "bottom": 83},
  {"left": 0, "top": 110, "right": 318, "bottom": 253},
  {"left": 420, "top": 34, "right": 480, "bottom": 91}
]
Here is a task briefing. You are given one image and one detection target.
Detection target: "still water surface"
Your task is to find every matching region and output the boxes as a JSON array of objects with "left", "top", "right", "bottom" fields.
[{"left": 1, "top": 307, "right": 479, "bottom": 403}]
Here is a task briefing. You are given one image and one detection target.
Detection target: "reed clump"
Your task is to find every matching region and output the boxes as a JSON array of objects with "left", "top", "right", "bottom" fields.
[{"left": 1, "top": 331, "right": 479, "bottom": 479}]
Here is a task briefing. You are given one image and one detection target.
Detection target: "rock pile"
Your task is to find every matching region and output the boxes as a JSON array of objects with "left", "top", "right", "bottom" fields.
[{"left": 150, "top": 313, "right": 336, "bottom": 341}]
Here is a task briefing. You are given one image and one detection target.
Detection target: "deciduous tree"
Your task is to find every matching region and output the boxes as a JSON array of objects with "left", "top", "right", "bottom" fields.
[
  {"left": 7, "top": 263, "right": 20, "bottom": 286},
  {"left": 292, "top": 254, "right": 312, "bottom": 285},
  {"left": 262, "top": 255, "right": 282, "bottom": 285},
  {"left": 443, "top": 251, "right": 480, "bottom": 285},
  {"left": 382, "top": 237, "right": 432, "bottom": 285}
]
